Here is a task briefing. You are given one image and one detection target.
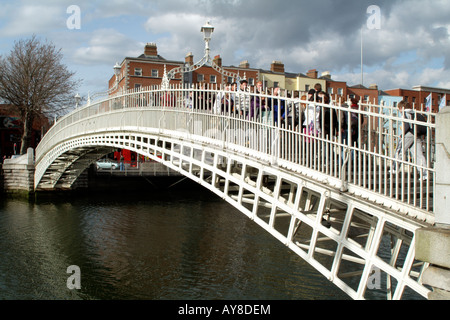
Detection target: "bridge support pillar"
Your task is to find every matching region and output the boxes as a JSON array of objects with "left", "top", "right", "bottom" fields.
[
  {"left": 415, "top": 106, "right": 450, "bottom": 300},
  {"left": 435, "top": 106, "right": 450, "bottom": 226},
  {"left": 1, "top": 148, "right": 35, "bottom": 198},
  {"left": 415, "top": 227, "right": 450, "bottom": 300}
]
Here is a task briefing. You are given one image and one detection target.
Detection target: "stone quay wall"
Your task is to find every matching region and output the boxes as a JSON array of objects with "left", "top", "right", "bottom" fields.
[{"left": 1, "top": 148, "right": 35, "bottom": 196}]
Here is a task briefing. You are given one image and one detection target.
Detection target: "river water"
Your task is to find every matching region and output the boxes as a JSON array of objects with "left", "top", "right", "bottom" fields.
[{"left": 0, "top": 180, "right": 349, "bottom": 300}]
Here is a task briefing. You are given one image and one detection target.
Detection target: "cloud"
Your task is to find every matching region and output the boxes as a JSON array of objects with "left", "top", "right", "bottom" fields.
[
  {"left": 72, "top": 29, "right": 143, "bottom": 65},
  {"left": 0, "top": 4, "right": 64, "bottom": 37},
  {"left": 140, "top": 0, "right": 450, "bottom": 91},
  {"left": 1, "top": 0, "right": 449, "bottom": 96}
]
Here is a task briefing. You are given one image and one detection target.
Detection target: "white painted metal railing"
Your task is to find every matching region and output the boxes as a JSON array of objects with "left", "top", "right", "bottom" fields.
[{"left": 36, "top": 84, "right": 436, "bottom": 223}]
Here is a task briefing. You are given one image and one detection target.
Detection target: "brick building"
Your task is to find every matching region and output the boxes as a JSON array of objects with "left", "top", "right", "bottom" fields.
[
  {"left": 0, "top": 104, "right": 50, "bottom": 160},
  {"left": 190, "top": 55, "right": 259, "bottom": 87},
  {"left": 107, "top": 43, "right": 449, "bottom": 114},
  {"left": 108, "top": 43, "right": 260, "bottom": 92},
  {"left": 347, "top": 84, "right": 380, "bottom": 104},
  {"left": 297, "top": 69, "right": 327, "bottom": 94},
  {"left": 384, "top": 86, "right": 450, "bottom": 113},
  {"left": 320, "top": 71, "right": 347, "bottom": 101},
  {"left": 108, "top": 43, "right": 184, "bottom": 93}
]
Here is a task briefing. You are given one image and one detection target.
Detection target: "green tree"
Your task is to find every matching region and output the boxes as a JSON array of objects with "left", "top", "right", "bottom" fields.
[{"left": 0, "top": 35, "right": 80, "bottom": 154}]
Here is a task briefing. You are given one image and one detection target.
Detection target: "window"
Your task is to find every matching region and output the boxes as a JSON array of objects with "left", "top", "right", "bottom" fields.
[
  {"left": 338, "top": 88, "right": 344, "bottom": 96},
  {"left": 210, "top": 75, "right": 216, "bottom": 83},
  {"left": 134, "top": 84, "right": 142, "bottom": 90},
  {"left": 248, "top": 78, "right": 254, "bottom": 86},
  {"left": 134, "top": 68, "right": 142, "bottom": 76},
  {"left": 151, "top": 69, "right": 158, "bottom": 77},
  {"left": 274, "top": 81, "right": 279, "bottom": 88},
  {"left": 197, "top": 74, "right": 204, "bottom": 82},
  {"left": 327, "top": 87, "right": 333, "bottom": 95},
  {"left": 305, "top": 85, "right": 310, "bottom": 92}
]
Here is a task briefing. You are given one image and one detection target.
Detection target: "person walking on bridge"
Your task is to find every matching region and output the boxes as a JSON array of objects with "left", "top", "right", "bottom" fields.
[{"left": 392, "top": 101, "right": 428, "bottom": 181}]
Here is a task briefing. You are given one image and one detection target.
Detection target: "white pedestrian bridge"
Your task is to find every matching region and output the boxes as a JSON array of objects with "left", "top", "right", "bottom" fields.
[{"left": 35, "top": 85, "right": 440, "bottom": 299}]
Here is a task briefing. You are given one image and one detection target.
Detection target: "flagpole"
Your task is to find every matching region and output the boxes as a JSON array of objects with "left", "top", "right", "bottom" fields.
[{"left": 361, "top": 27, "right": 363, "bottom": 86}]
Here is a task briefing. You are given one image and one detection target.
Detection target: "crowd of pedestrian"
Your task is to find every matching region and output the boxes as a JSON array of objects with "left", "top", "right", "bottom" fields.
[
  {"left": 180, "top": 79, "right": 428, "bottom": 177},
  {"left": 129, "top": 79, "right": 428, "bottom": 178},
  {"left": 179, "top": 80, "right": 360, "bottom": 141}
]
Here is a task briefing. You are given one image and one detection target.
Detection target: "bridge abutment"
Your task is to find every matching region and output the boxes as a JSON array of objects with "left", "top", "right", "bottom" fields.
[
  {"left": 1, "top": 148, "right": 35, "bottom": 198},
  {"left": 415, "top": 106, "right": 450, "bottom": 300},
  {"left": 415, "top": 227, "right": 450, "bottom": 300}
]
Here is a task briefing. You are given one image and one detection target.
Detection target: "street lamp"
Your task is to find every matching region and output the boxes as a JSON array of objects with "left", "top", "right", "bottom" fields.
[
  {"left": 161, "top": 21, "right": 238, "bottom": 89},
  {"left": 201, "top": 21, "right": 214, "bottom": 52},
  {"left": 87, "top": 62, "right": 122, "bottom": 104},
  {"left": 113, "top": 62, "right": 121, "bottom": 85},
  {"left": 74, "top": 93, "right": 81, "bottom": 108}
]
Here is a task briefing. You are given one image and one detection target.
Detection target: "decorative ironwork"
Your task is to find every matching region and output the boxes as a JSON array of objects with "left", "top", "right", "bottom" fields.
[
  {"left": 161, "top": 21, "right": 240, "bottom": 89},
  {"left": 34, "top": 85, "right": 436, "bottom": 300}
]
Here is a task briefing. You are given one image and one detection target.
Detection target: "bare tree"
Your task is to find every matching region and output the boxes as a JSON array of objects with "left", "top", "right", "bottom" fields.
[{"left": 0, "top": 35, "right": 81, "bottom": 154}]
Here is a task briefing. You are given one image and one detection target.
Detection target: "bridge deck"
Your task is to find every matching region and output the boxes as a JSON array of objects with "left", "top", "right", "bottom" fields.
[{"left": 33, "top": 85, "right": 437, "bottom": 299}]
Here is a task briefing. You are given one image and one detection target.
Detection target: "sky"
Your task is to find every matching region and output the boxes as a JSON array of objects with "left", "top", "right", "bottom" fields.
[{"left": 0, "top": 0, "right": 449, "bottom": 104}]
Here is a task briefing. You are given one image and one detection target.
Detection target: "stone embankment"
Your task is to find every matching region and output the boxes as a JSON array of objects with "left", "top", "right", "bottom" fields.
[{"left": 1, "top": 148, "right": 35, "bottom": 198}]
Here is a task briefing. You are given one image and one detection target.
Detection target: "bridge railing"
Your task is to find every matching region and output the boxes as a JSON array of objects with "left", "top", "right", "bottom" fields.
[{"left": 36, "top": 84, "right": 436, "bottom": 219}]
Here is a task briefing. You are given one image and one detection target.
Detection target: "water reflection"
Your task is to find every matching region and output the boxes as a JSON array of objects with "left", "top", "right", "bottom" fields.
[{"left": 0, "top": 187, "right": 349, "bottom": 300}]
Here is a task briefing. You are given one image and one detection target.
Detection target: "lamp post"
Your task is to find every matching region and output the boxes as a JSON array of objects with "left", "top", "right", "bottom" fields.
[
  {"left": 74, "top": 93, "right": 81, "bottom": 108},
  {"left": 113, "top": 62, "right": 121, "bottom": 86},
  {"left": 201, "top": 21, "right": 214, "bottom": 55},
  {"left": 162, "top": 21, "right": 238, "bottom": 89},
  {"left": 87, "top": 62, "right": 122, "bottom": 105}
]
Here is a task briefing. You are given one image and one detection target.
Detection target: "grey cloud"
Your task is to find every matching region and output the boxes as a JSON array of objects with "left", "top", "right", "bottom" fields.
[
  {"left": 3, "top": 0, "right": 448, "bottom": 94},
  {"left": 140, "top": 0, "right": 449, "bottom": 89}
]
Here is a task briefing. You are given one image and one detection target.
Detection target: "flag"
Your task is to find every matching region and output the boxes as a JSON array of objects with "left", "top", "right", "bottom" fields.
[
  {"left": 439, "top": 94, "right": 447, "bottom": 111},
  {"left": 425, "top": 93, "right": 432, "bottom": 112}
]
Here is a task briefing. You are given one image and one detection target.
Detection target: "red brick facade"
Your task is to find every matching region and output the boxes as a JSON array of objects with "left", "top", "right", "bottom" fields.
[
  {"left": 347, "top": 85, "right": 380, "bottom": 104},
  {"left": 107, "top": 43, "right": 448, "bottom": 113},
  {"left": 109, "top": 44, "right": 260, "bottom": 92},
  {"left": 383, "top": 87, "right": 448, "bottom": 113},
  {"left": 0, "top": 104, "right": 50, "bottom": 159},
  {"left": 325, "top": 78, "right": 348, "bottom": 102}
]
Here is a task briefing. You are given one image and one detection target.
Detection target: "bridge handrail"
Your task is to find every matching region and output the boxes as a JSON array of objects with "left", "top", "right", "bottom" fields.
[{"left": 36, "top": 84, "right": 436, "bottom": 219}]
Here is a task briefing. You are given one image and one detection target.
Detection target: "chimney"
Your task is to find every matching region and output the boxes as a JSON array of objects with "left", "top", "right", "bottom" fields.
[
  {"left": 369, "top": 84, "right": 378, "bottom": 90},
  {"left": 271, "top": 60, "right": 285, "bottom": 73},
  {"left": 307, "top": 69, "right": 318, "bottom": 79},
  {"left": 239, "top": 60, "right": 250, "bottom": 69},
  {"left": 185, "top": 52, "right": 194, "bottom": 65},
  {"left": 213, "top": 55, "right": 222, "bottom": 67},
  {"left": 144, "top": 43, "right": 158, "bottom": 57},
  {"left": 321, "top": 71, "right": 331, "bottom": 79}
]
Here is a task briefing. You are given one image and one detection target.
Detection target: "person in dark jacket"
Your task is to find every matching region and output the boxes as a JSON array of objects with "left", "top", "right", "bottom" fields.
[{"left": 271, "top": 87, "right": 286, "bottom": 125}]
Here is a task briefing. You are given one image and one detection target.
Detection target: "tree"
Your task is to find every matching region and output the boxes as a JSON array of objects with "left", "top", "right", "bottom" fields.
[{"left": 0, "top": 35, "right": 80, "bottom": 154}]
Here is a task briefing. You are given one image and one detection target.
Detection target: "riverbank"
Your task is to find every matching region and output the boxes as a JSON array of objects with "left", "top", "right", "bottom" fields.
[{"left": 1, "top": 161, "right": 205, "bottom": 202}]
